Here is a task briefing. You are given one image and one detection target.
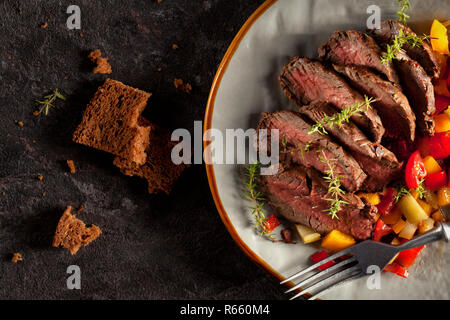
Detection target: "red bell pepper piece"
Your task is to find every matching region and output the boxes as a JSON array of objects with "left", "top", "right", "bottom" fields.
[
  {"left": 435, "top": 95, "right": 450, "bottom": 116},
  {"left": 405, "top": 151, "right": 427, "bottom": 189},
  {"left": 428, "top": 133, "right": 450, "bottom": 160},
  {"left": 425, "top": 170, "right": 448, "bottom": 190},
  {"left": 310, "top": 251, "right": 336, "bottom": 271},
  {"left": 441, "top": 132, "right": 450, "bottom": 156},
  {"left": 384, "top": 262, "right": 409, "bottom": 278},
  {"left": 376, "top": 188, "right": 398, "bottom": 216},
  {"left": 264, "top": 214, "right": 280, "bottom": 232},
  {"left": 373, "top": 219, "right": 393, "bottom": 242},
  {"left": 395, "top": 245, "right": 425, "bottom": 269}
]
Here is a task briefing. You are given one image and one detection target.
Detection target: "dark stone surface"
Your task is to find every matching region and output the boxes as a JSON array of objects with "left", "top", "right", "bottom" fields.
[{"left": 0, "top": 0, "right": 286, "bottom": 300}]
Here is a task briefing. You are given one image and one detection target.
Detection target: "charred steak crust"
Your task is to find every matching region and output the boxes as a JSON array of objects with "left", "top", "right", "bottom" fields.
[
  {"left": 257, "top": 110, "right": 367, "bottom": 192},
  {"left": 279, "top": 57, "right": 385, "bottom": 143},
  {"left": 298, "top": 102, "right": 403, "bottom": 192},
  {"left": 318, "top": 30, "right": 400, "bottom": 85},
  {"left": 259, "top": 166, "right": 378, "bottom": 240},
  {"left": 333, "top": 64, "right": 416, "bottom": 141},
  {"left": 368, "top": 20, "right": 441, "bottom": 80}
]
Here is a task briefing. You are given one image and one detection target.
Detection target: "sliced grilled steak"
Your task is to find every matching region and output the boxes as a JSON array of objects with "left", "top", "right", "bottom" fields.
[
  {"left": 259, "top": 165, "right": 378, "bottom": 240},
  {"left": 318, "top": 30, "right": 400, "bottom": 85},
  {"left": 368, "top": 20, "right": 441, "bottom": 79},
  {"left": 279, "top": 57, "right": 385, "bottom": 142},
  {"left": 257, "top": 110, "right": 367, "bottom": 192},
  {"left": 395, "top": 51, "right": 436, "bottom": 136},
  {"left": 333, "top": 64, "right": 416, "bottom": 141},
  {"left": 298, "top": 102, "right": 403, "bottom": 192}
]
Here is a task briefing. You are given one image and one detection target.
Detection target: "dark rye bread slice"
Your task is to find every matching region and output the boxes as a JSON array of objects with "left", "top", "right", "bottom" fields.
[
  {"left": 113, "top": 118, "right": 188, "bottom": 195},
  {"left": 259, "top": 165, "right": 378, "bottom": 240},
  {"left": 368, "top": 20, "right": 441, "bottom": 80},
  {"left": 73, "top": 79, "right": 152, "bottom": 165},
  {"left": 318, "top": 30, "right": 400, "bottom": 85},
  {"left": 257, "top": 110, "right": 367, "bottom": 192},
  {"left": 298, "top": 102, "right": 403, "bottom": 192},
  {"left": 52, "top": 206, "right": 102, "bottom": 255},
  {"left": 279, "top": 57, "right": 385, "bottom": 143},
  {"left": 333, "top": 64, "right": 416, "bottom": 141}
]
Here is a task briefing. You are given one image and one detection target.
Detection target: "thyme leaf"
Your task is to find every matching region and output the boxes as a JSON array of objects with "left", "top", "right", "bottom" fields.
[
  {"left": 381, "top": 29, "right": 429, "bottom": 66},
  {"left": 396, "top": 0, "right": 411, "bottom": 25},
  {"left": 35, "top": 88, "right": 66, "bottom": 116}
]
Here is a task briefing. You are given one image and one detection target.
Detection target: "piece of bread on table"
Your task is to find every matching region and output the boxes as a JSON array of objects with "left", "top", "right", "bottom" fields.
[
  {"left": 73, "top": 79, "right": 151, "bottom": 165},
  {"left": 52, "top": 206, "right": 102, "bottom": 255},
  {"left": 113, "top": 118, "right": 188, "bottom": 195}
]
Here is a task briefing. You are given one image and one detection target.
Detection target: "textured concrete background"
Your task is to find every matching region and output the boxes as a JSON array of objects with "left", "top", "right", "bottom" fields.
[{"left": 0, "top": 0, "right": 286, "bottom": 299}]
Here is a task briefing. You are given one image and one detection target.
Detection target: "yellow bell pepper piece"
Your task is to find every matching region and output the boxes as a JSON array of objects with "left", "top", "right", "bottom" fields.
[
  {"left": 357, "top": 193, "right": 381, "bottom": 206},
  {"left": 431, "top": 19, "right": 450, "bottom": 55},
  {"left": 416, "top": 199, "right": 433, "bottom": 216},
  {"left": 321, "top": 230, "right": 356, "bottom": 252},
  {"left": 392, "top": 219, "right": 407, "bottom": 234},
  {"left": 423, "top": 156, "right": 443, "bottom": 175},
  {"left": 437, "top": 186, "right": 450, "bottom": 207},
  {"left": 445, "top": 107, "right": 450, "bottom": 120},
  {"left": 434, "top": 114, "right": 450, "bottom": 133}
]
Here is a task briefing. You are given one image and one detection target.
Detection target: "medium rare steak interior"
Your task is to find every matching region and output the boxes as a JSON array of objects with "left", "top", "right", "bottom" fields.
[{"left": 259, "top": 20, "right": 442, "bottom": 239}]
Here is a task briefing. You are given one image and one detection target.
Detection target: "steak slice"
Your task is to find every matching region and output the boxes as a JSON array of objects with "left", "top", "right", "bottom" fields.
[
  {"left": 279, "top": 57, "right": 384, "bottom": 143},
  {"left": 259, "top": 165, "right": 378, "bottom": 240},
  {"left": 368, "top": 20, "right": 441, "bottom": 79},
  {"left": 395, "top": 51, "right": 436, "bottom": 136},
  {"left": 298, "top": 102, "right": 403, "bottom": 192},
  {"left": 333, "top": 64, "right": 416, "bottom": 141},
  {"left": 257, "top": 110, "right": 367, "bottom": 192},
  {"left": 318, "top": 30, "right": 400, "bottom": 85}
]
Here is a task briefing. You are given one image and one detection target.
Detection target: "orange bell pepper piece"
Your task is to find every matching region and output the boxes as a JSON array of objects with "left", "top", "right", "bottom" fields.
[
  {"left": 434, "top": 114, "right": 450, "bottom": 133},
  {"left": 431, "top": 20, "right": 450, "bottom": 55},
  {"left": 423, "top": 156, "right": 443, "bottom": 175}
]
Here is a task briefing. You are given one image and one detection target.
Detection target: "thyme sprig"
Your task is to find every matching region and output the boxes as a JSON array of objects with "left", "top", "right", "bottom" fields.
[
  {"left": 318, "top": 150, "right": 349, "bottom": 220},
  {"left": 381, "top": 29, "right": 429, "bottom": 66},
  {"left": 396, "top": 0, "right": 411, "bottom": 25},
  {"left": 395, "top": 179, "right": 426, "bottom": 203},
  {"left": 35, "top": 88, "right": 66, "bottom": 116},
  {"left": 242, "top": 162, "right": 276, "bottom": 241},
  {"left": 309, "top": 96, "right": 377, "bottom": 136}
]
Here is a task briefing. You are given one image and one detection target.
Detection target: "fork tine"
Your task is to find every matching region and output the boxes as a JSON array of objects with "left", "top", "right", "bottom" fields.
[
  {"left": 289, "top": 265, "right": 361, "bottom": 300},
  {"left": 280, "top": 247, "right": 353, "bottom": 285},
  {"left": 308, "top": 273, "right": 364, "bottom": 300},
  {"left": 285, "top": 256, "right": 356, "bottom": 294}
]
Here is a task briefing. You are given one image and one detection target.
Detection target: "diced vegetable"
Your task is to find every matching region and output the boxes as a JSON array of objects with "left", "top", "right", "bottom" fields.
[
  {"left": 425, "top": 171, "right": 448, "bottom": 191},
  {"left": 421, "top": 133, "right": 450, "bottom": 160},
  {"left": 295, "top": 224, "right": 321, "bottom": 244},
  {"left": 432, "top": 210, "right": 446, "bottom": 222},
  {"left": 437, "top": 186, "right": 450, "bottom": 207},
  {"left": 430, "top": 19, "right": 450, "bottom": 55},
  {"left": 423, "top": 190, "right": 440, "bottom": 210},
  {"left": 395, "top": 244, "right": 425, "bottom": 268},
  {"left": 310, "top": 251, "right": 336, "bottom": 271},
  {"left": 410, "top": 190, "right": 420, "bottom": 200},
  {"left": 434, "top": 114, "right": 450, "bottom": 133},
  {"left": 445, "top": 106, "right": 450, "bottom": 120},
  {"left": 357, "top": 193, "right": 381, "bottom": 206},
  {"left": 392, "top": 219, "right": 407, "bottom": 234},
  {"left": 404, "top": 151, "right": 427, "bottom": 189},
  {"left": 373, "top": 219, "right": 393, "bottom": 242},
  {"left": 384, "top": 262, "right": 409, "bottom": 278},
  {"left": 398, "top": 221, "right": 418, "bottom": 240},
  {"left": 418, "top": 218, "right": 435, "bottom": 234},
  {"left": 264, "top": 214, "right": 280, "bottom": 232},
  {"left": 381, "top": 206, "right": 403, "bottom": 225},
  {"left": 321, "top": 230, "right": 356, "bottom": 252},
  {"left": 397, "top": 193, "right": 429, "bottom": 224},
  {"left": 416, "top": 199, "right": 433, "bottom": 216},
  {"left": 423, "top": 156, "right": 443, "bottom": 176},
  {"left": 377, "top": 188, "right": 398, "bottom": 216}
]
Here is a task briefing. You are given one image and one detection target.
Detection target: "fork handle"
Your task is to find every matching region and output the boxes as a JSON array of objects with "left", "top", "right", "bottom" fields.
[{"left": 398, "top": 223, "right": 449, "bottom": 251}]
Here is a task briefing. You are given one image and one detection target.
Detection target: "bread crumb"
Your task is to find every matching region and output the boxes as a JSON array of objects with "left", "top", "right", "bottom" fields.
[
  {"left": 53, "top": 206, "right": 102, "bottom": 255},
  {"left": 157, "top": 67, "right": 162, "bottom": 72},
  {"left": 67, "top": 160, "right": 76, "bottom": 174},
  {"left": 174, "top": 78, "right": 192, "bottom": 94},
  {"left": 37, "top": 175, "right": 44, "bottom": 181},
  {"left": 88, "top": 49, "right": 112, "bottom": 74},
  {"left": 33, "top": 111, "right": 40, "bottom": 117},
  {"left": 15, "top": 121, "right": 24, "bottom": 127},
  {"left": 172, "top": 44, "right": 179, "bottom": 50},
  {"left": 157, "top": 0, "right": 163, "bottom": 3},
  {"left": 42, "top": 192, "right": 46, "bottom": 197},
  {"left": 11, "top": 253, "right": 23, "bottom": 263},
  {"left": 41, "top": 22, "right": 48, "bottom": 29},
  {"left": 1, "top": 192, "right": 5, "bottom": 196},
  {"left": 77, "top": 204, "right": 85, "bottom": 212},
  {"left": 80, "top": 33, "right": 84, "bottom": 37}
]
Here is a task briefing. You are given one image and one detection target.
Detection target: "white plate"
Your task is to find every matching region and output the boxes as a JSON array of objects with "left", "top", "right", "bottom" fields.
[{"left": 205, "top": 0, "right": 450, "bottom": 299}]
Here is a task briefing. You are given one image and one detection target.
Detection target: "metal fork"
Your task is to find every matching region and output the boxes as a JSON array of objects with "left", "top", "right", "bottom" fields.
[{"left": 281, "top": 216, "right": 450, "bottom": 300}]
